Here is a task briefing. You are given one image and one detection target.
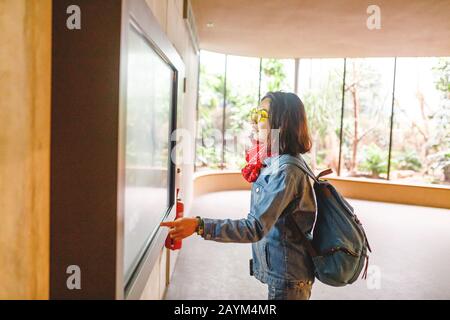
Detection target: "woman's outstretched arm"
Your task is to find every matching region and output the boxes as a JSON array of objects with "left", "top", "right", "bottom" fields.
[
  {"left": 161, "top": 168, "right": 298, "bottom": 243},
  {"left": 201, "top": 170, "right": 296, "bottom": 243}
]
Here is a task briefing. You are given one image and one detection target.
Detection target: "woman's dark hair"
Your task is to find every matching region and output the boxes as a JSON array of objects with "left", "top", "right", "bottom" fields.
[{"left": 262, "top": 91, "right": 312, "bottom": 155}]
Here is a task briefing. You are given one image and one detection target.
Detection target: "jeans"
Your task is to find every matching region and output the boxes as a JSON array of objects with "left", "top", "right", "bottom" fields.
[{"left": 268, "top": 281, "right": 313, "bottom": 300}]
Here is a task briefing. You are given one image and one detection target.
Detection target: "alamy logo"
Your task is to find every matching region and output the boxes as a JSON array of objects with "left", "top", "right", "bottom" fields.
[
  {"left": 66, "top": 265, "right": 81, "bottom": 290},
  {"left": 66, "top": 5, "right": 81, "bottom": 30},
  {"left": 366, "top": 5, "right": 381, "bottom": 30}
]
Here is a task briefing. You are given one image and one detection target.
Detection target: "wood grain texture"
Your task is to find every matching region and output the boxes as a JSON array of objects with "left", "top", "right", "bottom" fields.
[{"left": 0, "top": 0, "right": 52, "bottom": 299}]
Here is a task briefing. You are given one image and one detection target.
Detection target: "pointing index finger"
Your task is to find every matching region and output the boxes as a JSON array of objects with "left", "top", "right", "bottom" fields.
[{"left": 160, "top": 221, "right": 175, "bottom": 228}]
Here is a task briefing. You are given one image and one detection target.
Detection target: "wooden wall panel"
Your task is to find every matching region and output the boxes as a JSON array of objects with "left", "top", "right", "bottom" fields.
[{"left": 0, "top": 0, "right": 52, "bottom": 299}]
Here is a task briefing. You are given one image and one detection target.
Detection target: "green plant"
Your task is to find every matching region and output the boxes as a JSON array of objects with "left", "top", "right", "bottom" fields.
[
  {"left": 262, "top": 59, "right": 288, "bottom": 92},
  {"left": 433, "top": 58, "right": 450, "bottom": 93},
  {"left": 395, "top": 150, "right": 422, "bottom": 171},
  {"left": 428, "top": 151, "right": 450, "bottom": 183},
  {"left": 196, "top": 145, "right": 222, "bottom": 169},
  {"left": 358, "top": 144, "right": 388, "bottom": 178}
]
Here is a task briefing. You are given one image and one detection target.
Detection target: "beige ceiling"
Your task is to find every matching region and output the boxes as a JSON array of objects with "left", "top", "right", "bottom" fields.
[{"left": 191, "top": 0, "right": 450, "bottom": 58}]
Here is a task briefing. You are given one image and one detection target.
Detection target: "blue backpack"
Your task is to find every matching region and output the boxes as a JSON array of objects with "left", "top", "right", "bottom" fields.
[{"left": 281, "top": 155, "right": 372, "bottom": 287}]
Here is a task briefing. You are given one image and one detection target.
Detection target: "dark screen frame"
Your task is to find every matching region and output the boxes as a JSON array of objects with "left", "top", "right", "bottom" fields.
[{"left": 121, "top": 0, "right": 184, "bottom": 298}]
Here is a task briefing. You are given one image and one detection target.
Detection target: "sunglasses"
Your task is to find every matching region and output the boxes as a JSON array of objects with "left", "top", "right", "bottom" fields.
[{"left": 250, "top": 108, "right": 269, "bottom": 124}]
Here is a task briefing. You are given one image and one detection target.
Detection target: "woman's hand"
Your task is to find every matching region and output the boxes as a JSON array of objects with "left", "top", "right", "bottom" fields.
[{"left": 160, "top": 217, "right": 199, "bottom": 241}]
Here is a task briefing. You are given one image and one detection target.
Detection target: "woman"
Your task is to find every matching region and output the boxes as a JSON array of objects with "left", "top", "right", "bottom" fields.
[{"left": 161, "top": 91, "right": 317, "bottom": 300}]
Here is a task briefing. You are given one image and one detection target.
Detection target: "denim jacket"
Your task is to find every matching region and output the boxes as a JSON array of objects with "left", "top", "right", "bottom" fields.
[{"left": 201, "top": 154, "right": 317, "bottom": 288}]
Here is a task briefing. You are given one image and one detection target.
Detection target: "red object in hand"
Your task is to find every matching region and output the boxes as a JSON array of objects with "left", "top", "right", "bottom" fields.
[
  {"left": 241, "top": 139, "right": 272, "bottom": 183},
  {"left": 165, "top": 189, "right": 184, "bottom": 251}
]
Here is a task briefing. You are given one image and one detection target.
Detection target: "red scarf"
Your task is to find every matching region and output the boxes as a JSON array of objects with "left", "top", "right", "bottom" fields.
[{"left": 241, "top": 139, "right": 273, "bottom": 183}]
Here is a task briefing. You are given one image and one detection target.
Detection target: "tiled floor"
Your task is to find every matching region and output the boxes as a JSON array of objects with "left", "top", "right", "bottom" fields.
[{"left": 165, "top": 191, "right": 450, "bottom": 300}]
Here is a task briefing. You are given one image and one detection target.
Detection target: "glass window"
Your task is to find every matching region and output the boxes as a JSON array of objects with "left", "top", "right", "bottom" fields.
[
  {"left": 224, "top": 55, "right": 261, "bottom": 170},
  {"left": 195, "top": 51, "right": 226, "bottom": 170},
  {"left": 195, "top": 53, "right": 449, "bottom": 188},
  {"left": 392, "top": 57, "right": 450, "bottom": 185},
  {"left": 341, "top": 58, "right": 395, "bottom": 180},
  {"left": 123, "top": 26, "right": 174, "bottom": 282},
  {"left": 298, "top": 59, "right": 345, "bottom": 174}
]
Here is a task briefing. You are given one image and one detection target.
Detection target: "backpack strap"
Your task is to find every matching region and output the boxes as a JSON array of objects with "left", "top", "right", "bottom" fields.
[
  {"left": 317, "top": 168, "right": 333, "bottom": 179},
  {"left": 278, "top": 155, "right": 318, "bottom": 182},
  {"left": 279, "top": 155, "right": 333, "bottom": 258},
  {"left": 292, "top": 212, "right": 319, "bottom": 258},
  {"left": 279, "top": 155, "right": 317, "bottom": 257},
  {"left": 278, "top": 155, "right": 332, "bottom": 184},
  {"left": 284, "top": 196, "right": 318, "bottom": 258}
]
